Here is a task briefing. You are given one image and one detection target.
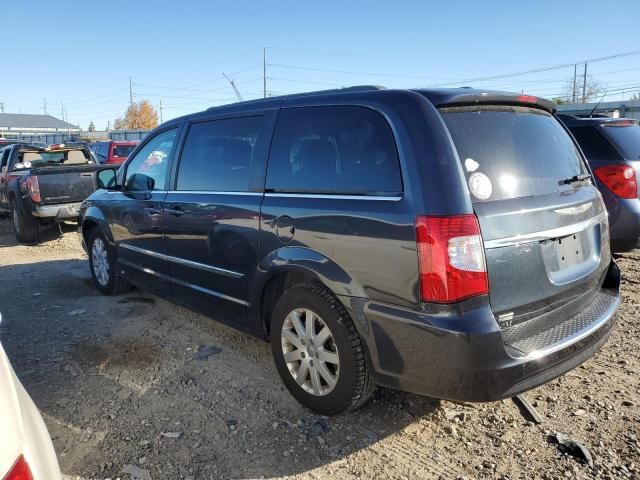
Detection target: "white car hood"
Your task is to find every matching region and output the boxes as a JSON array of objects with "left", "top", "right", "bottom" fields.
[{"left": 0, "top": 343, "right": 25, "bottom": 476}]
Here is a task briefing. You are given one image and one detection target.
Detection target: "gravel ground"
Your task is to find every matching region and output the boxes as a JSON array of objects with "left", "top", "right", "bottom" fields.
[{"left": 0, "top": 219, "right": 638, "bottom": 480}]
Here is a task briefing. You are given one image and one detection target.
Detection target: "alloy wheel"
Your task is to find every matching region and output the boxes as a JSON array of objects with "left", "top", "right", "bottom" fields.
[
  {"left": 12, "top": 208, "right": 20, "bottom": 234},
  {"left": 281, "top": 308, "right": 340, "bottom": 396},
  {"left": 91, "top": 238, "right": 110, "bottom": 287}
]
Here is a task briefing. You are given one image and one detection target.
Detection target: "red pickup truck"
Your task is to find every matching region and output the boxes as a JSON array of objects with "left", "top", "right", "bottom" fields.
[{"left": 90, "top": 140, "right": 139, "bottom": 164}]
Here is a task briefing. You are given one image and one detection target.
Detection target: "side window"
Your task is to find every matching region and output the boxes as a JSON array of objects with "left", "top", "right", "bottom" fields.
[
  {"left": 266, "top": 106, "right": 402, "bottom": 195},
  {"left": 125, "top": 129, "right": 177, "bottom": 192},
  {"left": 176, "top": 116, "right": 263, "bottom": 192},
  {"left": 570, "top": 126, "right": 622, "bottom": 161},
  {"left": 0, "top": 149, "right": 9, "bottom": 170},
  {"left": 94, "top": 144, "right": 106, "bottom": 162}
]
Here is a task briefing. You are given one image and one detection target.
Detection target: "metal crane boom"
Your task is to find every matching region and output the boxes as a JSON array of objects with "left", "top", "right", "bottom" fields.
[{"left": 223, "top": 72, "right": 244, "bottom": 101}]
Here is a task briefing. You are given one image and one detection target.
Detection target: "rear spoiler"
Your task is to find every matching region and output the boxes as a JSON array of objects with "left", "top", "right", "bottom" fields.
[{"left": 426, "top": 92, "right": 557, "bottom": 114}]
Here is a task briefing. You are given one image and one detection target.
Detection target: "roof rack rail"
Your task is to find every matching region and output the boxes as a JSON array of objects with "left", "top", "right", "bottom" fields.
[{"left": 206, "top": 85, "right": 385, "bottom": 111}]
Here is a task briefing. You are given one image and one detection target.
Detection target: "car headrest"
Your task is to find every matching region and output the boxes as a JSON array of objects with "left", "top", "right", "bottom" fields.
[
  {"left": 220, "top": 139, "right": 251, "bottom": 168},
  {"left": 22, "top": 152, "right": 43, "bottom": 162},
  {"left": 295, "top": 139, "right": 336, "bottom": 173},
  {"left": 64, "top": 150, "right": 88, "bottom": 164}
]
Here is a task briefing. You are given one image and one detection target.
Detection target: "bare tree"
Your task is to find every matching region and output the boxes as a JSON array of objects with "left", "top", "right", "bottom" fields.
[{"left": 556, "top": 75, "right": 604, "bottom": 104}]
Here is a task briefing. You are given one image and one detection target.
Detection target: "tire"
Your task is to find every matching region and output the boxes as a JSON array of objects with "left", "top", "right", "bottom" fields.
[
  {"left": 10, "top": 200, "right": 39, "bottom": 243},
  {"left": 271, "top": 284, "right": 375, "bottom": 415},
  {"left": 87, "top": 228, "right": 128, "bottom": 295}
]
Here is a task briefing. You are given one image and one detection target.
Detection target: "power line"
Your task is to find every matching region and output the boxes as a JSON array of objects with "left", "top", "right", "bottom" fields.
[
  {"left": 268, "top": 62, "right": 457, "bottom": 80},
  {"left": 129, "top": 65, "right": 262, "bottom": 95},
  {"left": 267, "top": 76, "right": 344, "bottom": 87},
  {"left": 430, "top": 50, "right": 640, "bottom": 86},
  {"left": 63, "top": 87, "right": 129, "bottom": 106}
]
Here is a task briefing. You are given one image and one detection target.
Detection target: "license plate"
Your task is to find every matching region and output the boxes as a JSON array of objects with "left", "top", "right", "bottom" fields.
[{"left": 553, "top": 233, "right": 588, "bottom": 268}]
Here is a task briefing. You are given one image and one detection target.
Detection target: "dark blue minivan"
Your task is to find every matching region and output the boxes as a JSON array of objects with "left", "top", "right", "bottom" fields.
[{"left": 79, "top": 87, "right": 620, "bottom": 414}]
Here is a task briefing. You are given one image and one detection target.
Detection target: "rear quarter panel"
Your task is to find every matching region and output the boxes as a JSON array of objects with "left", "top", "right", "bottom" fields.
[{"left": 258, "top": 90, "right": 473, "bottom": 309}]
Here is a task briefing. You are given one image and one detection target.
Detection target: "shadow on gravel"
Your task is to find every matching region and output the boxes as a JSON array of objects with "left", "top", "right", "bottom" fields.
[
  {"left": 0, "top": 217, "right": 76, "bottom": 248},
  {"left": 0, "top": 256, "right": 446, "bottom": 479}
]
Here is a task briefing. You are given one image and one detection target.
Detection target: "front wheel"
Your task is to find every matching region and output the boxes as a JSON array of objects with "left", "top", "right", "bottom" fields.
[
  {"left": 87, "top": 228, "right": 128, "bottom": 295},
  {"left": 271, "top": 284, "right": 375, "bottom": 415}
]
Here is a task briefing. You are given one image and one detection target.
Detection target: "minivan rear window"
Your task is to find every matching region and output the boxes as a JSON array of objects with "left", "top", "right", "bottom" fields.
[
  {"left": 602, "top": 122, "right": 640, "bottom": 160},
  {"left": 441, "top": 105, "right": 588, "bottom": 202}
]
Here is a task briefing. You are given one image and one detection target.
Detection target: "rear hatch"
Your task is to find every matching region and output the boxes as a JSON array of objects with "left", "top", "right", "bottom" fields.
[
  {"left": 440, "top": 104, "right": 611, "bottom": 333},
  {"left": 600, "top": 120, "right": 640, "bottom": 196},
  {"left": 568, "top": 119, "right": 640, "bottom": 198}
]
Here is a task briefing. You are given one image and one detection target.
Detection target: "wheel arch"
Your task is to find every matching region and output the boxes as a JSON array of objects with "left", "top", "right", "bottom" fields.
[
  {"left": 81, "top": 206, "right": 114, "bottom": 247},
  {"left": 250, "top": 246, "right": 368, "bottom": 338}
]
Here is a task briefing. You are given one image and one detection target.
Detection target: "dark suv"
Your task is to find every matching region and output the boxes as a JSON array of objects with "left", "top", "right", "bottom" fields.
[
  {"left": 559, "top": 115, "right": 640, "bottom": 252},
  {"left": 79, "top": 87, "right": 620, "bottom": 415}
]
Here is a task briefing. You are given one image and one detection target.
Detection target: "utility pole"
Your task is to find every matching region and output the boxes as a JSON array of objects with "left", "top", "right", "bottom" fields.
[
  {"left": 129, "top": 76, "right": 133, "bottom": 106},
  {"left": 65, "top": 108, "right": 70, "bottom": 139},
  {"left": 572, "top": 64, "right": 577, "bottom": 103},
  {"left": 159, "top": 99, "right": 163, "bottom": 123},
  {"left": 60, "top": 101, "right": 64, "bottom": 121},
  {"left": 582, "top": 62, "right": 588, "bottom": 103},
  {"left": 43, "top": 98, "right": 48, "bottom": 115},
  {"left": 263, "top": 47, "right": 267, "bottom": 98}
]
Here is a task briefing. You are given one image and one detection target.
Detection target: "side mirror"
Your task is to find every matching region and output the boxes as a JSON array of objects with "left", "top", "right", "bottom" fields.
[{"left": 97, "top": 168, "right": 118, "bottom": 190}]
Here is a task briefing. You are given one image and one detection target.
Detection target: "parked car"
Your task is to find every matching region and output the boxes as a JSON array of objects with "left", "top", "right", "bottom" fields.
[
  {"left": 0, "top": 143, "right": 115, "bottom": 243},
  {"left": 90, "top": 140, "right": 139, "bottom": 165},
  {"left": 0, "top": 313, "right": 62, "bottom": 479},
  {"left": 79, "top": 87, "right": 620, "bottom": 415},
  {"left": 559, "top": 114, "right": 640, "bottom": 252}
]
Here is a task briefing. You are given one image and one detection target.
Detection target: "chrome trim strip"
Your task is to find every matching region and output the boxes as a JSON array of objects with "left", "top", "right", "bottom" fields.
[
  {"left": 484, "top": 214, "right": 604, "bottom": 249},
  {"left": 264, "top": 193, "right": 403, "bottom": 201},
  {"left": 119, "top": 243, "right": 243, "bottom": 279},
  {"left": 522, "top": 295, "right": 618, "bottom": 360},
  {"left": 554, "top": 202, "right": 593, "bottom": 215},
  {"left": 117, "top": 258, "right": 249, "bottom": 306},
  {"left": 166, "top": 191, "right": 263, "bottom": 196}
]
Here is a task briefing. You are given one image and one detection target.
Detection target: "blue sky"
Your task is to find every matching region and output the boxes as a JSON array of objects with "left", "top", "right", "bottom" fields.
[{"left": 1, "top": 0, "right": 639, "bottom": 129}]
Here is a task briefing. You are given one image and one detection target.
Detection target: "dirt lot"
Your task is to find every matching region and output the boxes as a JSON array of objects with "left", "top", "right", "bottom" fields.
[{"left": 0, "top": 219, "right": 638, "bottom": 480}]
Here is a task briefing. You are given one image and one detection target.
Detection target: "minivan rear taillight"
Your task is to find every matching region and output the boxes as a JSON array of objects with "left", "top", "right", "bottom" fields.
[
  {"left": 594, "top": 165, "right": 637, "bottom": 199},
  {"left": 416, "top": 215, "right": 488, "bottom": 303},
  {"left": 4, "top": 455, "right": 33, "bottom": 480},
  {"left": 26, "top": 176, "right": 41, "bottom": 203}
]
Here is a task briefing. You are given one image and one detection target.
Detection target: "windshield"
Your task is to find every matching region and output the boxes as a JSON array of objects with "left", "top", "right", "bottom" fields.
[
  {"left": 113, "top": 145, "right": 136, "bottom": 157},
  {"left": 440, "top": 105, "right": 588, "bottom": 202},
  {"left": 602, "top": 122, "right": 640, "bottom": 160}
]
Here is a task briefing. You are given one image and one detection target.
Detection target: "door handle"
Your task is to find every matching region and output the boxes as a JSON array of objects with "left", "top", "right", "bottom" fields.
[
  {"left": 165, "top": 206, "right": 185, "bottom": 217},
  {"left": 144, "top": 205, "right": 161, "bottom": 215}
]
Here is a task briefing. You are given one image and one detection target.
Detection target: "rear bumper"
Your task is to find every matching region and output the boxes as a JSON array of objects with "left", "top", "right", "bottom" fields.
[
  {"left": 341, "top": 260, "right": 620, "bottom": 402},
  {"left": 32, "top": 202, "right": 82, "bottom": 220}
]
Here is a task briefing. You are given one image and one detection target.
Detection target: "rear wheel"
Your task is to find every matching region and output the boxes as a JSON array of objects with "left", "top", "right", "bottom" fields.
[
  {"left": 87, "top": 228, "right": 128, "bottom": 295},
  {"left": 10, "top": 200, "right": 39, "bottom": 243},
  {"left": 271, "top": 284, "right": 375, "bottom": 415}
]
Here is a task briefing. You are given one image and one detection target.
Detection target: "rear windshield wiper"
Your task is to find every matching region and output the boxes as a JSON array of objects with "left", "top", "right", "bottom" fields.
[{"left": 558, "top": 173, "right": 591, "bottom": 185}]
